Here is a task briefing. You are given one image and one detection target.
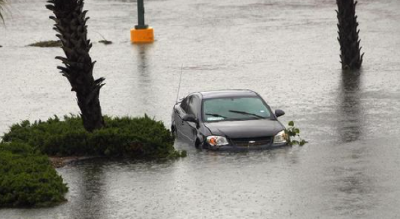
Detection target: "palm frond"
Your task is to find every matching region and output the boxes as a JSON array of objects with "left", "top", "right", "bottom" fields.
[{"left": 0, "top": 0, "right": 5, "bottom": 22}]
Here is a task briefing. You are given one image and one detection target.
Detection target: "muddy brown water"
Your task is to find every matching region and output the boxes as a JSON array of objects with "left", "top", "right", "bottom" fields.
[{"left": 1, "top": 0, "right": 400, "bottom": 218}]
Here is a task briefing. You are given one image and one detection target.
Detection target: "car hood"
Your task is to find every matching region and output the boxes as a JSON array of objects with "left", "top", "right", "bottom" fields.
[{"left": 204, "top": 119, "right": 284, "bottom": 138}]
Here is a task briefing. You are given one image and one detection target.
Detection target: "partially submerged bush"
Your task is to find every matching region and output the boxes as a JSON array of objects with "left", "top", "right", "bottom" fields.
[
  {"left": 99, "top": 40, "right": 112, "bottom": 45},
  {"left": 2, "top": 115, "right": 184, "bottom": 159},
  {"left": 0, "top": 142, "right": 68, "bottom": 207},
  {"left": 27, "top": 40, "right": 62, "bottom": 47},
  {"left": 285, "top": 121, "right": 307, "bottom": 146}
]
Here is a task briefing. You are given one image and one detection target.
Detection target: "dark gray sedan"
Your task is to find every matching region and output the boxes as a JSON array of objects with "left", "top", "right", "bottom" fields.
[{"left": 171, "top": 89, "right": 288, "bottom": 150}]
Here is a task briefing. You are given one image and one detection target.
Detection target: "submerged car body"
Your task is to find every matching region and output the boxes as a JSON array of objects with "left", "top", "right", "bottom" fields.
[{"left": 171, "top": 89, "right": 288, "bottom": 150}]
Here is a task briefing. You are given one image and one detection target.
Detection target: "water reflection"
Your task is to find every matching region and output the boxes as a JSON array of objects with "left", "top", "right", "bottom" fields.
[
  {"left": 331, "top": 70, "right": 375, "bottom": 216},
  {"left": 137, "top": 44, "right": 149, "bottom": 76},
  {"left": 131, "top": 44, "right": 154, "bottom": 114},
  {"left": 337, "top": 70, "right": 363, "bottom": 143},
  {"left": 71, "top": 161, "right": 107, "bottom": 219}
]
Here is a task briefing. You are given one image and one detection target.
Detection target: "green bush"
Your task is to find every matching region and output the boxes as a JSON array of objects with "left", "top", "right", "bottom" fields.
[
  {"left": 0, "top": 142, "right": 68, "bottom": 207},
  {"left": 2, "top": 115, "right": 184, "bottom": 159},
  {"left": 0, "top": 115, "right": 184, "bottom": 208},
  {"left": 285, "top": 121, "right": 308, "bottom": 146}
]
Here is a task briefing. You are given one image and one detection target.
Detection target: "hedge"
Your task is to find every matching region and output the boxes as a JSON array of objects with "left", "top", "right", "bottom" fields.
[
  {"left": 2, "top": 115, "right": 184, "bottom": 159},
  {"left": 0, "top": 115, "right": 184, "bottom": 208},
  {"left": 0, "top": 142, "right": 68, "bottom": 207}
]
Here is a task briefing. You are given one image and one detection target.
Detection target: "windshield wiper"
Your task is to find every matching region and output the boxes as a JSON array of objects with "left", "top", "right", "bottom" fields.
[
  {"left": 205, "top": 113, "right": 227, "bottom": 118},
  {"left": 228, "top": 110, "right": 265, "bottom": 119}
]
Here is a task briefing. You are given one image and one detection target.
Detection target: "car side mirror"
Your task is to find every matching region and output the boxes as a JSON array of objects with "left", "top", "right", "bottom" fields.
[
  {"left": 275, "top": 109, "right": 285, "bottom": 118},
  {"left": 183, "top": 114, "right": 199, "bottom": 127}
]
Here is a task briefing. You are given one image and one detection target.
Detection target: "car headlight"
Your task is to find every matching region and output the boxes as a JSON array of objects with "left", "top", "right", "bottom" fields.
[
  {"left": 273, "top": 130, "right": 288, "bottom": 144},
  {"left": 207, "top": 136, "right": 229, "bottom": 147}
]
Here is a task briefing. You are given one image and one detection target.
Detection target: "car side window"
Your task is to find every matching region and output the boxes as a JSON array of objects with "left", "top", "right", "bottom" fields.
[
  {"left": 180, "top": 95, "right": 199, "bottom": 117},
  {"left": 180, "top": 96, "right": 190, "bottom": 114},
  {"left": 186, "top": 96, "right": 194, "bottom": 115},
  {"left": 189, "top": 96, "right": 200, "bottom": 119}
]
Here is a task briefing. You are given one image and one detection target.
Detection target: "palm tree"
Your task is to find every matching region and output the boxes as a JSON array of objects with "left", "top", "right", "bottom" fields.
[
  {"left": 336, "top": 0, "right": 364, "bottom": 70},
  {"left": 46, "top": 0, "right": 105, "bottom": 132},
  {"left": 0, "top": 0, "right": 5, "bottom": 22}
]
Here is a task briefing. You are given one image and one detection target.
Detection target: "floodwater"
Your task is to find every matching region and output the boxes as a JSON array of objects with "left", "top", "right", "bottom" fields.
[{"left": 1, "top": 0, "right": 400, "bottom": 218}]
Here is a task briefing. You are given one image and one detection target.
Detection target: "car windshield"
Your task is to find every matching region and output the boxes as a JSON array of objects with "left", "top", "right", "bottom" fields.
[{"left": 202, "top": 97, "right": 272, "bottom": 122}]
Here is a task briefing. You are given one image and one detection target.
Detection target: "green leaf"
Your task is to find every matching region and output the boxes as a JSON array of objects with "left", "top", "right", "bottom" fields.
[
  {"left": 299, "top": 140, "right": 307, "bottom": 146},
  {"left": 288, "top": 121, "right": 294, "bottom": 126},
  {"left": 291, "top": 140, "right": 299, "bottom": 145},
  {"left": 295, "top": 128, "right": 300, "bottom": 134}
]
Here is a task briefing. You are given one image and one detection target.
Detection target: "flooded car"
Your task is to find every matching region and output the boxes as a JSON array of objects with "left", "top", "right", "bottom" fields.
[{"left": 171, "top": 89, "right": 288, "bottom": 150}]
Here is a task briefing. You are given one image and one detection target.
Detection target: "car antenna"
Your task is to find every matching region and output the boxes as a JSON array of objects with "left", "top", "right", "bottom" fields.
[{"left": 175, "top": 64, "right": 183, "bottom": 103}]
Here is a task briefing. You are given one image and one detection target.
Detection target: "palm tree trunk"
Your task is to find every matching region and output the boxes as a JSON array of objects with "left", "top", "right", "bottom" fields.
[
  {"left": 46, "top": 0, "right": 105, "bottom": 132},
  {"left": 0, "top": 0, "right": 6, "bottom": 22},
  {"left": 336, "top": 0, "right": 364, "bottom": 70}
]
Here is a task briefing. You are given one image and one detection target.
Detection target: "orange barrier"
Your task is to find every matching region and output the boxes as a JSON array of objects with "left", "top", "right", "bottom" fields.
[{"left": 130, "top": 27, "right": 154, "bottom": 43}]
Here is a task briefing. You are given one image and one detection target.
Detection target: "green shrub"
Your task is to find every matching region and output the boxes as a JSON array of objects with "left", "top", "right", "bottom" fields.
[
  {"left": 2, "top": 115, "right": 184, "bottom": 159},
  {"left": 0, "top": 142, "right": 68, "bottom": 207},
  {"left": 0, "top": 115, "right": 184, "bottom": 208},
  {"left": 285, "top": 121, "right": 308, "bottom": 146}
]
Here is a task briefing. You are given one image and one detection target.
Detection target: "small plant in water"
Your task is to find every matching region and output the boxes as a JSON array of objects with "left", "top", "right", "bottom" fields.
[
  {"left": 99, "top": 40, "right": 112, "bottom": 45},
  {"left": 27, "top": 40, "right": 62, "bottom": 47},
  {"left": 285, "top": 121, "right": 307, "bottom": 146},
  {"left": 95, "top": 32, "right": 112, "bottom": 45}
]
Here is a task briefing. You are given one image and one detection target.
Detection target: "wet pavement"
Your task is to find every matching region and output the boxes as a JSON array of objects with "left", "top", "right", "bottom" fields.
[{"left": 1, "top": 0, "right": 400, "bottom": 218}]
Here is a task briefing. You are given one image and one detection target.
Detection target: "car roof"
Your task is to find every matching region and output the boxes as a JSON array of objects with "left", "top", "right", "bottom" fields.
[{"left": 197, "top": 89, "right": 259, "bottom": 99}]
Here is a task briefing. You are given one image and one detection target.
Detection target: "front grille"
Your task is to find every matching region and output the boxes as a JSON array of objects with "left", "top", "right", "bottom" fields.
[{"left": 230, "top": 136, "right": 272, "bottom": 147}]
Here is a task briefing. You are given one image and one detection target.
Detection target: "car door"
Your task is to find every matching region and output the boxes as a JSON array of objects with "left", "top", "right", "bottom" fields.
[
  {"left": 173, "top": 97, "right": 187, "bottom": 139},
  {"left": 174, "top": 96, "right": 190, "bottom": 141}
]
